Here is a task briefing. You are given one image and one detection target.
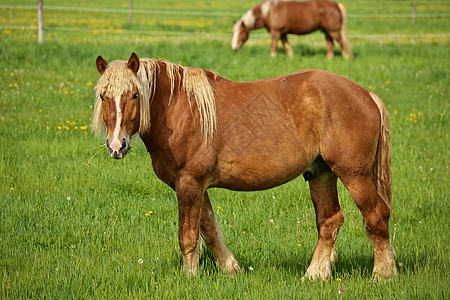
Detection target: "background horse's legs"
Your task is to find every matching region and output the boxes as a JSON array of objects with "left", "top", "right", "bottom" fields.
[
  {"left": 200, "top": 192, "right": 241, "bottom": 275},
  {"left": 340, "top": 175, "right": 398, "bottom": 280},
  {"left": 175, "top": 175, "right": 204, "bottom": 275},
  {"left": 324, "top": 32, "right": 335, "bottom": 60},
  {"left": 304, "top": 171, "right": 344, "bottom": 280},
  {"left": 281, "top": 34, "right": 294, "bottom": 57},
  {"left": 270, "top": 31, "right": 281, "bottom": 57}
]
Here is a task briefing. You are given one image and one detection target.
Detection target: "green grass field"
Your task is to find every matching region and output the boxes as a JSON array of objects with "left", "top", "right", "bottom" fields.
[{"left": 1, "top": 0, "right": 449, "bottom": 298}]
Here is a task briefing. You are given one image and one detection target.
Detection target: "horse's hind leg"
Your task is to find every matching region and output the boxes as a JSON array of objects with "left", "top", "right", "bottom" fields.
[
  {"left": 304, "top": 168, "right": 344, "bottom": 280},
  {"left": 200, "top": 192, "right": 241, "bottom": 275},
  {"left": 340, "top": 174, "right": 397, "bottom": 280},
  {"left": 324, "top": 32, "right": 335, "bottom": 60},
  {"left": 329, "top": 31, "right": 349, "bottom": 59}
]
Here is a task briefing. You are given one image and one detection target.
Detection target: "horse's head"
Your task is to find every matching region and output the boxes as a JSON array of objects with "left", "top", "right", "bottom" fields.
[
  {"left": 231, "top": 20, "right": 249, "bottom": 51},
  {"left": 93, "top": 52, "right": 148, "bottom": 159}
]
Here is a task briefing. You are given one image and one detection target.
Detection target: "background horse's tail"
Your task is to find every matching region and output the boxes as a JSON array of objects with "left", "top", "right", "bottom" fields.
[
  {"left": 370, "top": 92, "right": 392, "bottom": 213},
  {"left": 337, "top": 3, "right": 354, "bottom": 59}
]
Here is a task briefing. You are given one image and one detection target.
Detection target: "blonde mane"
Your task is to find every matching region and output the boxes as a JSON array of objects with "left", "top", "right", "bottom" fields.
[
  {"left": 92, "top": 58, "right": 217, "bottom": 142},
  {"left": 238, "top": 0, "right": 286, "bottom": 29},
  {"left": 260, "top": 0, "right": 285, "bottom": 18}
]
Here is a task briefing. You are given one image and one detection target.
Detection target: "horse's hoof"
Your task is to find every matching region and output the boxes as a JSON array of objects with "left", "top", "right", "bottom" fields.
[{"left": 225, "top": 257, "right": 241, "bottom": 276}]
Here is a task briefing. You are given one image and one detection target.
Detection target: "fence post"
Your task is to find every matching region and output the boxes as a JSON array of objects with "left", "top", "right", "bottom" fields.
[
  {"left": 37, "top": 0, "right": 44, "bottom": 43},
  {"left": 412, "top": 0, "right": 417, "bottom": 23},
  {"left": 129, "top": 0, "right": 134, "bottom": 23}
]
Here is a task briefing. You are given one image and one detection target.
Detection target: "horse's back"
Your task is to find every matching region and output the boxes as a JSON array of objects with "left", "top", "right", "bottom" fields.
[{"left": 266, "top": 0, "right": 342, "bottom": 33}]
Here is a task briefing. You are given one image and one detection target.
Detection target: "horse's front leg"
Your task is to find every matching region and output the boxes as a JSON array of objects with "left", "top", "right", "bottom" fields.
[
  {"left": 270, "top": 31, "right": 281, "bottom": 57},
  {"left": 281, "top": 34, "right": 294, "bottom": 57},
  {"left": 200, "top": 192, "right": 241, "bottom": 275},
  {"left": 175, "top": 175, "right": 204, "bottom": 275}
]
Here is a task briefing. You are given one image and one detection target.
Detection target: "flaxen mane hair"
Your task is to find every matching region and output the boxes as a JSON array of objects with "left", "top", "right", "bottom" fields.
[
  {"left": 238, "top": 0, "right": 285, "bottom": 30},
  {"left": 260, "top": 0, "right": 285, "bottom": 18},
  {"left": 92, "top": 58, "right": 217, "bottom": 142}
]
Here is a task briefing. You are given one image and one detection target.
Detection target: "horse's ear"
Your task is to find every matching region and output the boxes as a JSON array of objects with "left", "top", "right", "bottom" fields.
[
  {"left": 96, "top": 56, "right": 108, "bottom": 75},
  {"left": 127, "top": 52, "right": 140, "bottom": 75}
]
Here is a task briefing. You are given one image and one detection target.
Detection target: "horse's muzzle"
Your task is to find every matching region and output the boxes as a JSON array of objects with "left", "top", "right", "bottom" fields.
[{"left": 106, "top": 138, "right": 129, "bottom": 159}]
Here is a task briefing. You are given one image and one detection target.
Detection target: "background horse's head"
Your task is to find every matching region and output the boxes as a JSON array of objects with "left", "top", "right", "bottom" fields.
[
  {"left": 92, "top": 53, "right": 150, "bottom": 159},
  {"left": 231, "top": 20, "right": 250, "bottom": 51}
]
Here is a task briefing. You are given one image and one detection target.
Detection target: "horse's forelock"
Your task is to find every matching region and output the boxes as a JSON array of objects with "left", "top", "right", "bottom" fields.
[
  {"left": 233, "top": 20, "right": 243, "bottom": 33},
  {"left": 95, "top": 61, "right": 138, "bottom": 99}
]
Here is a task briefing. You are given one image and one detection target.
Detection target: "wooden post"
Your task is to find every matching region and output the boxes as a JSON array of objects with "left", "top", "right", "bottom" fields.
[
  {"left": 129, "top": 0, "right": 134, "bottom": 23},
  {"left": 412, "top": 0, "right": 417, "bottom": 23},
  {"left": 37, "top": 0, "right": 44, "bottom": 43}
]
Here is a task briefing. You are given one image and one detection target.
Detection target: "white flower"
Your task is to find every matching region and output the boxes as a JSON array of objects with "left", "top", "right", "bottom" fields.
[
  {"left": 138, "top": 258, "right": 144, "bottom": 264},
  {"left": 269, "top": 219, "right": 274, "bottom": 224},
  {"left": 249, "top": 266, "right": 254, "bottom": 271},
  {"left": 67, "top": 196, "right": 71, "bottom": 201}
]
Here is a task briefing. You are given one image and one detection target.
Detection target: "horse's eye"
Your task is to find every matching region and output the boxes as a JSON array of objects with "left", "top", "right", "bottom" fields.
[
  {"left": 100, "top": 94, "right": 105, "bottom": 102},
  {"left": 132, "top": 93, "right": 139, "bottom": 100}
]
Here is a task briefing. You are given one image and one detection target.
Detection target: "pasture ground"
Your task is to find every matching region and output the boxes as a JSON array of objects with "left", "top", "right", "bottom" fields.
[{"left": 1, "top": 1, "right": 449, "bottom": 299}]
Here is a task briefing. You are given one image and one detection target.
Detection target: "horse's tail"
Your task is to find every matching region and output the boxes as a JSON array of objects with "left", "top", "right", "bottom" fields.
[
  {"left": 370, "top": 92, "right": 392, "bottom": 213},
  {"left": 337, "top": 3, "right": 354, "bottom": 59}
]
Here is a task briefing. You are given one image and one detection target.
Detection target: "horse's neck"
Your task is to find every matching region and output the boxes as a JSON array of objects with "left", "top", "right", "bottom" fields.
[
  {"left": 152, "top": 61, "right": 177, "bottom": 106},
  {"left": 251, "top": 6, "right": 266, "bottom": 30}
]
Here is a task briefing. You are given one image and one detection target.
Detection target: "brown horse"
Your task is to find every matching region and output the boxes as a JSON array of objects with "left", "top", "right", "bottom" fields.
[
  {"left": 232, "top": 0, "right": 353, "bottom": 59},
  {"left": 92, "top": 53, "right": 396, "bottom": 280}
]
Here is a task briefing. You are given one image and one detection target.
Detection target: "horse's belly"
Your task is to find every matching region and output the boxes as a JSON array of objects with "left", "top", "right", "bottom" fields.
[{"left": 213, "top": 139, "right": 313, "bottom": 191}]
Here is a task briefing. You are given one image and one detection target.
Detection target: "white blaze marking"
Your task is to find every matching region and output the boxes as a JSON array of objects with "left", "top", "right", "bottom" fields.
[
  {"left": 111, "top": 95, "right": 122, "bottom": 150},
  {"left": 231, "top": 21, "right": 241, "bottom": 50}
]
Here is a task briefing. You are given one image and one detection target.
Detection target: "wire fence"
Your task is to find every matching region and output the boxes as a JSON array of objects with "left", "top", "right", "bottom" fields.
[
  {"left": 1, "top": 4, "right": 449, "bottom": 43},
  {"left": 2, "top": 4, "right": 450, "bottom": 18}
]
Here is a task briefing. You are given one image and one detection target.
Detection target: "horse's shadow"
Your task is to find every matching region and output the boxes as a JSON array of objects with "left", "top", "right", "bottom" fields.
[
  {"left": 171, "top": 246, "right": 376, "bottom": 277},
  {"left": 244, "top": 44, "right": 357, "bottom": 59},
  {"left": 171, "top": 245, "right": 424, "bottom": 279},
  {"left": 291, "top": 44, "right": 357, "bottom": 59}
]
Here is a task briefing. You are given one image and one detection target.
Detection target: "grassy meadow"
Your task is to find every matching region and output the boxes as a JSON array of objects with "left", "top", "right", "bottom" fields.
[{"left": 1, "top": 0, "right": 449, "bottom": 298}]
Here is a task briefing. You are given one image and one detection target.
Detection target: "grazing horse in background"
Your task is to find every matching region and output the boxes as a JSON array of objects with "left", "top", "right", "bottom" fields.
[
  {"left": 93, "top": 52, "right": 397, "bottom": 280},
  {"left": 232, "top": 0, "right": 353, "bottom": 59}
]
